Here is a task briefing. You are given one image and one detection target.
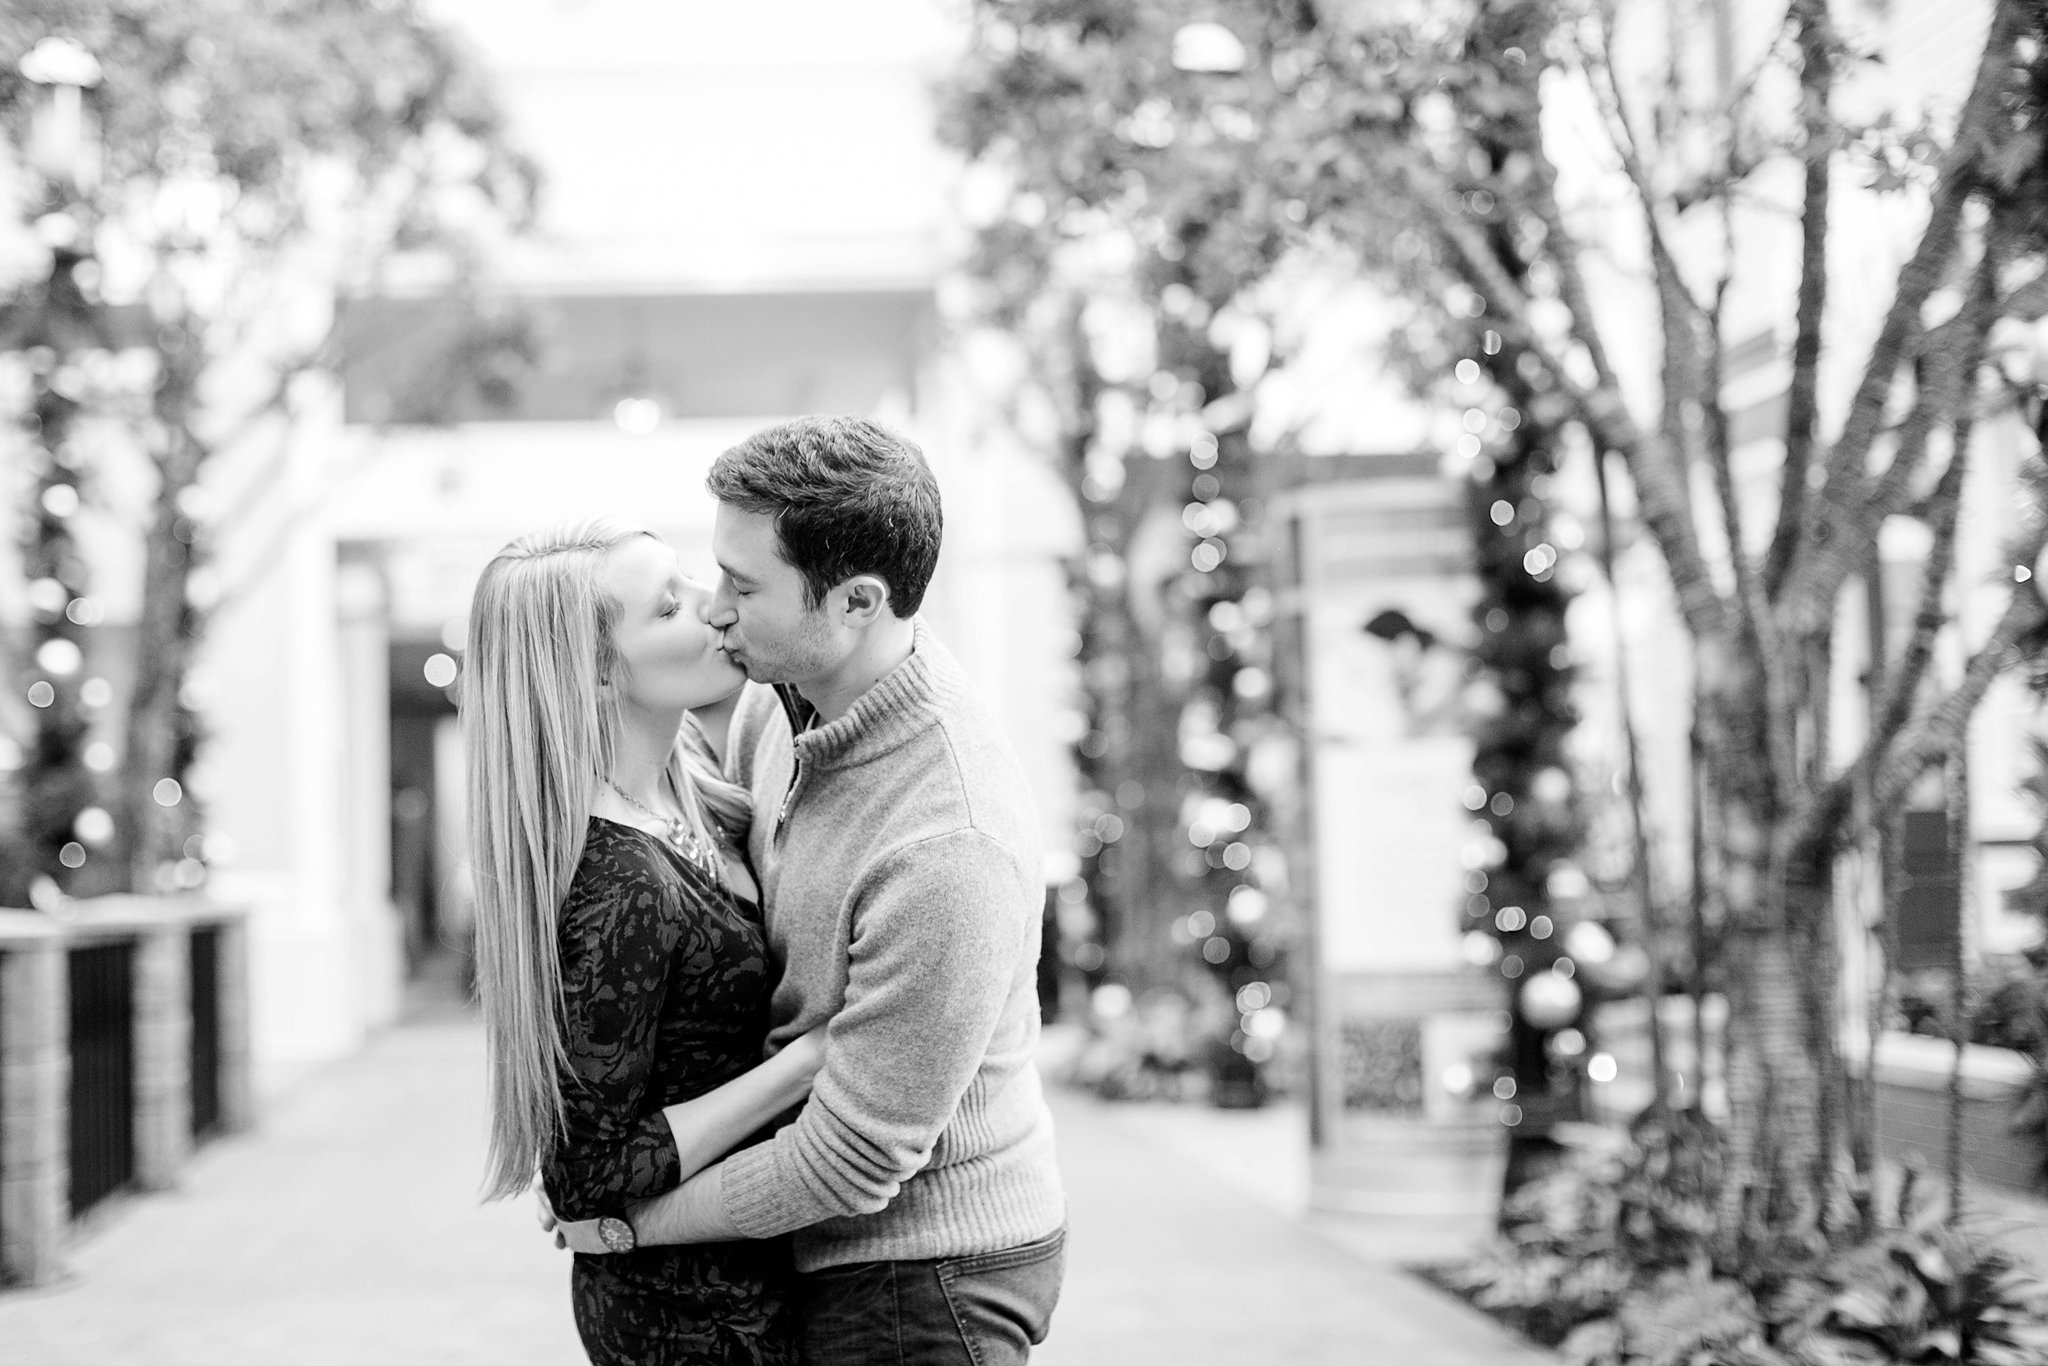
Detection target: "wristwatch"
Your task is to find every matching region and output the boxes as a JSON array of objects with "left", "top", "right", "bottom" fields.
[{"left": 597, "top": 1215, "right": 637, "bottom": 1254}]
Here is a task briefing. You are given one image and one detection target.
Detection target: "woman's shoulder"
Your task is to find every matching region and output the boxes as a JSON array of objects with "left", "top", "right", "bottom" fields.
[{"left": 560, "top": 819, "right": 680, "bottom": 923}]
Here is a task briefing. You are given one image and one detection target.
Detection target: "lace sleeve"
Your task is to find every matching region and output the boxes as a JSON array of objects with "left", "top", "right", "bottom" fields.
[{"left": 541, "top": 837, "right": 685, "bottom": 1221}]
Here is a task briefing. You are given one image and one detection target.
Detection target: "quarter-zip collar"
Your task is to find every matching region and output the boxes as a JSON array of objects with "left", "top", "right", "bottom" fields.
[{"left": 775, "top": 618, "right": 959, "bottom": 773}]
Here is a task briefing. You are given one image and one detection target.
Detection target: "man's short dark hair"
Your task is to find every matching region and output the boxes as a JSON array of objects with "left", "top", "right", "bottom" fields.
[{"left": 707, "top": 416, "right": 943, "bottom": 616}]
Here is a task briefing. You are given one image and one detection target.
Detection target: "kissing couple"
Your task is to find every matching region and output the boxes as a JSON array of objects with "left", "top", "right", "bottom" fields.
[{"left": 463, "top": 416, "right": 1066, "bottom": 1364}]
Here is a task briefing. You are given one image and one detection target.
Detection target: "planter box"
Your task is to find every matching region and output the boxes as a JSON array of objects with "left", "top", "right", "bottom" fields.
[
  {"left": 0, "top": 910, "right": 65, "bottom": 1288},
  {"left": 0, "top": 897, "right": 251, "bottom": 1287},
  {"left": 1870, "top": 1031, "right": 2048, "bottom": 1194}
]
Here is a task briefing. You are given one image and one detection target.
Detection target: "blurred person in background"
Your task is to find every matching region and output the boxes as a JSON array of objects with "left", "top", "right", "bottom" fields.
[
  {"left": 466, "top": 518, "right": 827, "bottom": 1366},
  {"left": 548, "top": 417, "right": 1067, "bottom": 1366}
]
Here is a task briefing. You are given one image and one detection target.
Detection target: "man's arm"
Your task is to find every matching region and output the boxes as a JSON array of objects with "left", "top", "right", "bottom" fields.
[
  {"left": 632, "top": 829, "right": 1034, "bottom": 1246},
  {"left": 626, "top": 1161, "right": 742, "bottom": 1243}
]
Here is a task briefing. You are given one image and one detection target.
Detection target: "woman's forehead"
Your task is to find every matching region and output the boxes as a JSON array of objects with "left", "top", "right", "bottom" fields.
[{"left": 604, "top": 536, "right": 678, "bottom": 594}]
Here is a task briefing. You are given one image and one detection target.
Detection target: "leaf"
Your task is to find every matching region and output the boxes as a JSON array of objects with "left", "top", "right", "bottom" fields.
[
  {"left": 1618, "top": 1276, "right": 1764, "bottom": 1366},
  {"left": 1824, "top": 1286, "right": 1895, "bottom": 1332},
  {"left": 1913, "top": 1243, "right": 1956, "bottom": 1288},
  {"left": 1561, "top": 1317, "right": 1624, "bottom": 1366},
  {"left": 1789, "top": 1338, "right": 1886, "bottom": 1366},
  {"left": 1913, "top": 1325, "right": 1961, "bottom": 1361}
]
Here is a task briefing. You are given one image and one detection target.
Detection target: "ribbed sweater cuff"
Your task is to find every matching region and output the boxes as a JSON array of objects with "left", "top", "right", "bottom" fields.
[{"left": 720, "top": 1138, "right": 798, "bottom": 1239}]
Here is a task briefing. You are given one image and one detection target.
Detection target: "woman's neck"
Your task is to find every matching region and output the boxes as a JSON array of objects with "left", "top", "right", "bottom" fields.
[
  {"left": 690, "top": 688, "right": 742, "bottom": 768},
  {"left": 609, "top": 706, "right": 685, "bottom": 805}
]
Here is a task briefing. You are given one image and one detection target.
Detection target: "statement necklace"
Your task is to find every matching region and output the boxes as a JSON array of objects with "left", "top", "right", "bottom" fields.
[{"left": 606, "top": 779, "right": 721, "bottom": 883}]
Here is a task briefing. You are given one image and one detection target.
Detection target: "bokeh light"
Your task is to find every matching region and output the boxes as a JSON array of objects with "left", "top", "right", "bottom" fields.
[{"left": 36, "top": 637, "right": 82, "bottom": 675}]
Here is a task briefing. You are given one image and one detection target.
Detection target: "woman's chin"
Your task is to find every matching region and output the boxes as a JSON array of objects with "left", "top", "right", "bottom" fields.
[{"left": 698, "top": 671, "right": 747, "bottom": 705}]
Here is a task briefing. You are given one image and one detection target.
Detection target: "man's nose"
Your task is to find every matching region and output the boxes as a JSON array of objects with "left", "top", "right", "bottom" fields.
[{"left": 702, "top": 584, "right": 737, "bottom": 628}]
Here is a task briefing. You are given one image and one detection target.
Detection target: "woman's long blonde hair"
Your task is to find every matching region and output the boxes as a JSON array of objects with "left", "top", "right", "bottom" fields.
[{"left": 464, "top": 518, "right": 751, "bottom": 1201}]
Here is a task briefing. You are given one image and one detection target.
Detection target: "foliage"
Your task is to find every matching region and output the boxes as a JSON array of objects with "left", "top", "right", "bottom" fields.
[
  {"left": 1897, "top": 957, "right": 2048, "bottom": 1056},
  {"left": 1444, "top": 1113, "right": 2048, "bottom": 1365},
  {"left": 1436, "top": 1109, "right": 1719, "bottom": 1345},
  {"left": 0, "top": 1, "right": 535, "bottom": 900},
  {"left": 1770, "top": 1218, "right": 2048, "bottom": 1366}
]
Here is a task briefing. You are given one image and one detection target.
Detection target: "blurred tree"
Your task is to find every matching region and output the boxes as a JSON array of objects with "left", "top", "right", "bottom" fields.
[
  {"left": 946, "top": 0, "right": 2048, "bottom": 1271},
  {"left": 943, "top": 0, "right": 1593, "bottom": 1131},
  {"left": 1, "top": 226, "right": 106, "bottom": 899},
  {"left": 1437, "top": 2, "right": 1595, "bottom": 1203},
  {"left": 0, "top": 1, "right": 536, "bottom": 901},
  {"left": 944, "top": 5, "right": 1304, "bottom": 1103},
  {"left": 1283, "top": 0, "right": 2048, "bottom": 1264}
]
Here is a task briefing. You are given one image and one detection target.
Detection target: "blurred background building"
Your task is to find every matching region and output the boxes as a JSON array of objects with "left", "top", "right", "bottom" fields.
[{"left": 194, "top": 0, "right": 1097, "bottom": 1089}]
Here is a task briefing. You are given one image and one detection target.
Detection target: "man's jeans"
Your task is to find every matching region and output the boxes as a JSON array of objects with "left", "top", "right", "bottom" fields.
[{"left": 797, "top": 1228, "right": 1066, "bottom": 1366}]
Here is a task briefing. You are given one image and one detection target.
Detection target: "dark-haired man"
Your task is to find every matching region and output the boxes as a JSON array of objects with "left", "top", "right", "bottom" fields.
[{"left": 597, "top": 416, "right": 1066, "bottom": 1365}]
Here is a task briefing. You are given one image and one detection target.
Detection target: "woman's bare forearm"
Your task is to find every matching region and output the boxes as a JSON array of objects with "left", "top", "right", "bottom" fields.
[{"left": 660, "top": 1029, "right": 823, "bottom": 1183}]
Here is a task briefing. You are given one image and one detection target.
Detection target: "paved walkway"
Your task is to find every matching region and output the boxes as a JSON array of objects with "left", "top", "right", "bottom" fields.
[{"left": 1, "top": 1009, "right": 1548, "bottom": 1366}]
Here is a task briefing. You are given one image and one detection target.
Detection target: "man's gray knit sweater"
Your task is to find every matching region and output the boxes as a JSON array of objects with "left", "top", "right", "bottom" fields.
[{"left": 718, "top": 620, "right": 1065, "bottom": 1271}]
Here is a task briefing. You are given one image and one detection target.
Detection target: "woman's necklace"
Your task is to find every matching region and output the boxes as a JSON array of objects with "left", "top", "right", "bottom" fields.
[{"left": 605, "top": 779, "right": 720, "bottom": 882}]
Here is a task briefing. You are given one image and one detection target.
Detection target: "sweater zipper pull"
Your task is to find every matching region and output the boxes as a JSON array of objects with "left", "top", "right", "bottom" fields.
[{"left": 775, "top": 757, "right": 803, "bottom": 841}]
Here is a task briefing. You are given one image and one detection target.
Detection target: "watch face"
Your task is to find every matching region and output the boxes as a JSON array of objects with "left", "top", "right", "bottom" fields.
[{"left": 599, "top": 1217, "right": 635, "bottom": 1254}]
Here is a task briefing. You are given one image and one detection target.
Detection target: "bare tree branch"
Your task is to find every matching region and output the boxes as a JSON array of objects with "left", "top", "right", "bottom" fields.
[
  {"left": 1391, "top": 139, "right": 1730, "bottom": 638},
  {"left": 1864, "top": 304, "right": 2001, "bottom": 519},
  {"left": 1699, "top": 277, "right": 1804, "bottom": 792},
  {"left": 1796, "top": 445, "right": 2048, "bottom": 853},
  {"left": 1873, "top": 439, "right": 1978, "bottom": 752},
  {"left": 1763, "top": 0, "right": 1836, "bottom": 600},
  {"left": 1704, "top": 285, "right": 1756, "bottom": 601},
  {"left": 1787, "top": 219, "right": 2016, "bottom": 634},
  {"left": 1874, "top": 579, "right": 2048, "bottom": 813},
  {"left": 1778, "top": 0, "right": 2025, "bottom": 628},
  {"left": 1582, "top": 0, "right": 1723, "bottom": 526}
]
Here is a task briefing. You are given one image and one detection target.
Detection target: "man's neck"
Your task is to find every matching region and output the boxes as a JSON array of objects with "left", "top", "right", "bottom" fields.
[{"left": 797, "top": 616, "right": 917, "bottom": 725}]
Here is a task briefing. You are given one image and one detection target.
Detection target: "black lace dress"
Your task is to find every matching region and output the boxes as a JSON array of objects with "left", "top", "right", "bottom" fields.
[{"left": 542, "top": 817, "right": 797, "bottom": 1366}]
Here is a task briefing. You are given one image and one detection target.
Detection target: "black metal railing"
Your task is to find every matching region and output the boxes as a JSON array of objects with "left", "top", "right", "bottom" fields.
[
  {"left": 68, "top": 940, "right": 135, "bottom": 1217},
  {"left": 189, "top": 926, "right": 221, "bottom": 1139}
]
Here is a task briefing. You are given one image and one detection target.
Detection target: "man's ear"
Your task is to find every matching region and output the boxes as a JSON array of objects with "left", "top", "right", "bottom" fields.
[{"left": 838, "top": 575, "right": 891, "bottom": 626}]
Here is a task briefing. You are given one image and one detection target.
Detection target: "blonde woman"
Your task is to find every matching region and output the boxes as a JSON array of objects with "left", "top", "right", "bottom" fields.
[{"left": 466, "top": 519, "right": 816, "bottom": 1365}]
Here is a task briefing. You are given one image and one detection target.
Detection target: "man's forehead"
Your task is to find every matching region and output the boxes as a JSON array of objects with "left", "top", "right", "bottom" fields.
[{"left": 712, "top": 506, "right": 787, "bottom": 568}]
